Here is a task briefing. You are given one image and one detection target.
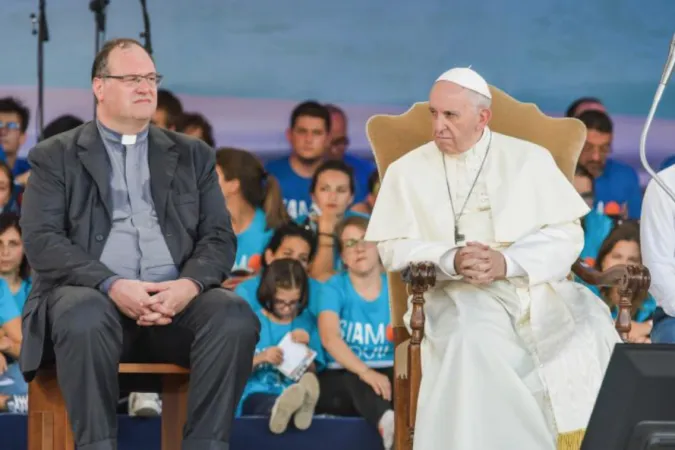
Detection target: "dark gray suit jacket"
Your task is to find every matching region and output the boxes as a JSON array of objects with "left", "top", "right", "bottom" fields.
[{"left": 18, "top": 121, "right": 237, "bottom": 381}]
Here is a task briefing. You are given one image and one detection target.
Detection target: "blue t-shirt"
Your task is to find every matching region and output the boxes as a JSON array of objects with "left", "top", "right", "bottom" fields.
[
  {"left": 232, "top": 208, "right": 272, "bottom": 274},
  {"left": 593, "top": 159, "right": 642, "bottom": 220},
  {"left": 235, "top": 275, "right": 324, "bottom": 320},
  {"left": 0, "top": 278, "right": 31, "bottom": 326},
  {"left": 295, "top": 210, "right": 369, "bottom": 272},
  {"left": 237, "top": 308, "right": 324, "bottom": 416},
  {"left": 580, "top": 209, "right": 614, "bottom": 264},
  {"left": 319, "top": 272, "right": 393, "bottom": 369},
  {"left": 0, "top": 146, "right": 30, "bottom": 178},
  {"left": 342, "top": 153, "right": 376, "bottom": 204},
  {"left": 265, "top": 157, "right": 313, "bottom": 220}
]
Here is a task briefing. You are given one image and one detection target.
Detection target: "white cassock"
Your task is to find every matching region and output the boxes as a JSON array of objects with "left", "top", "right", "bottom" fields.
[
  {"left": 365, "top": 127, "right": 621, "bottom": 450},
  {"left": 641, "top": 165, "right": 675, "bottom": 317}
]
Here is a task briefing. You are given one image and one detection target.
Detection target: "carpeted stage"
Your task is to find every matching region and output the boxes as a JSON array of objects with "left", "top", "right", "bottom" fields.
[{"left": 0, "top": 414, "right": 382, "bottom": 449}]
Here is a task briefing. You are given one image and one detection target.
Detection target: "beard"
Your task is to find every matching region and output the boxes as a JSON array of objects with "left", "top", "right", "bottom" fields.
[
  {"left": 583, "top": 161, "right": 605, "bottom": 178},
  {"left": 296, "top": 154, "right": 322, "bottom": 166}
]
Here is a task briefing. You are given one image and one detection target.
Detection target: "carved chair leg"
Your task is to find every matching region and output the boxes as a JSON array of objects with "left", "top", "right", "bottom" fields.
[
  {"left": 28, "top": 368, "right": 75, "bottom": 450},
  {"left": 395, "top": 375, "right": 411, "bottom": 450},
  {"left": 161, "top": 374, "right": 189, "bottom": 450}
]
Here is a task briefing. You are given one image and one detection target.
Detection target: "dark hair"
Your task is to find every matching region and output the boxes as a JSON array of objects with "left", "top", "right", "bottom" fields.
[
  {"left": 367, "top": 170, "right": 380, "bottom": 195},
  {"left": 263, "top": 223, "right": 318, "bottom": 267},
  {"left": 91, "top": 38, "right": 148, "bottom": 80},
  {"left": 177, "top": 112, "right": 215, "bottom": 147},
  {"left": 157, "top": 89, "right": 184, "bottom": 129},
  {"left": 290, "top": 101, "right": 331, "bottom": 133},
  {"left": 310, "top": 160, "right": 356, "bottom": 194},
  {"left": 0, "top": 97, "right": 30, "bottom": 134},
  {"left": 565, "top": 97, "right": 604, "bottom": 118},
  {"left": 216, "top": 147, "right": 289, "bottom": 230},
  {"left": 577, "top": 110, "right": 613, "bottom": 134},
  {"left": 257, "top": 258, "right": 309, "bottom": 315},
  {"left": 40, "top": 115, "right": 84, "bottom": 141},
  {"left": 595, "top": 220, "right": 647, "bottom": 315},
  {"left": 334, "top": 215, "right": 370, "bottom": 254},
  {"left": 0, "top": 212, "right": 29, "bottom": 280}
]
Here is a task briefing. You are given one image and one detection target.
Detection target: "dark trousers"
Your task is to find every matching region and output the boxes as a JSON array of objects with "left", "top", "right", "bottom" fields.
[
  {"left": 315, "top": 367, "right": 394, "bottom": 428},
  {"left": 47, "top": 285, "right": 260, "bottom": 450},
  {"left": 241, "top": 393, "right": 278, "bottom": 416}
]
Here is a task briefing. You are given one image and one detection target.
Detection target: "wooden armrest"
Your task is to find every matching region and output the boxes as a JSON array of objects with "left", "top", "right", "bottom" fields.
[
  {"left": 572, "top": 259, "right": 651, "bottom": 341},
  {"left": 399, "top": 262, "right": 436, "bottom": 439}
]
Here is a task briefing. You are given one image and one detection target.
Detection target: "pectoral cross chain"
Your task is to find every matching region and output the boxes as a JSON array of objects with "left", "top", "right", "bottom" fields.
[{"left": 441, "top": 130, "right": 493, "bottom": 244}]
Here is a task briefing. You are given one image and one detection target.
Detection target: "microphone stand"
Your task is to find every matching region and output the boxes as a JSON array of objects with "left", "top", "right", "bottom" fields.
[
  {"left": 30, "top": 0, "right": 49, "bottom": 138},
  {"left": 640, "top": 34, "right": 675, "bottom": 202},
  {"left": 90, "top": 0, "right": 109, "bottom": 116},
  {"left": 139, "top": 0, "right": 153, "bottom": 56}
]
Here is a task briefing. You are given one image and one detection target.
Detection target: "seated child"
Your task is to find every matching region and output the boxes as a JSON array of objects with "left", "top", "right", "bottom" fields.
[{"left": 238, "top": 258, "right": 324, "bottom": 434}]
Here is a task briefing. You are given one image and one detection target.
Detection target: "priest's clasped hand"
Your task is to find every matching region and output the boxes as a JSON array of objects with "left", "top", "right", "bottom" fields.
[
  {"left": 109, "top": 278, "right": 200, "bottom": 326},
  {"left": 454, "top": 241, "right": 506, "bottom": 285}
]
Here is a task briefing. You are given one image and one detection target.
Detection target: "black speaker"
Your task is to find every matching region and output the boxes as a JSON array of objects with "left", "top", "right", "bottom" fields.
[{"left": 581, "top": 344, "right": 675, "bottom": 450}]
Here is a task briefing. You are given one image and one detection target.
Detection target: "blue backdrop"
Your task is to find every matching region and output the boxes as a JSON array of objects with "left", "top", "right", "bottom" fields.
[{"left": 2, "top": 0, "right": 675, "bottom": 116}]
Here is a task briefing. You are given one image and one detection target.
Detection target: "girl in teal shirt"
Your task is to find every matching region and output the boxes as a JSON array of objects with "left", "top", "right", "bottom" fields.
[
  {"left": 591, "top": 221, "right": 655, "bottom": 342},
  {"left": 0, "top": 213, "right": 31, "bottom": 413},
  {"left": 235, "top": 223, "right": 325, "bottom": 318},
  {"left": 295, "top": 160, "right": 368, "bottom": 281},
  {"left": 215, "top": 148, "right": 290, "bottom": 287},
  {"left": 316, "top": 216, "right": 394, "bottom": 450},
  {"left": 238, "top": 259, "right": 323, "bottom": 435}
]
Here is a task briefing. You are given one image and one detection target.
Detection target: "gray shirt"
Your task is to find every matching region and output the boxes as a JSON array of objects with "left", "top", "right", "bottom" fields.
[{"left": 96, "top": 121, "right": 178, "bottom": 291}]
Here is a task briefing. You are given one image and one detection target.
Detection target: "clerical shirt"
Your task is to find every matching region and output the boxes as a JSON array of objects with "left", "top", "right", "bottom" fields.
[{"left": 96, "top": 121, "right": 178, "bottom": 292}]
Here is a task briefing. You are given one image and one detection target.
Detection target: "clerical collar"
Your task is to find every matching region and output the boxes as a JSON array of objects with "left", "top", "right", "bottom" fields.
[{"left": 96, "top": 119, "right": 149, "bottom": 146}]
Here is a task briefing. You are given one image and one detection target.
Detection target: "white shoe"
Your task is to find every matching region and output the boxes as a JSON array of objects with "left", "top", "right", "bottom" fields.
[
  {"left": 128, "top": 392, "right": 162, "bottom": 417},
  {"left": 269, "top": 384, "right": 305, "bottom": 434},
  {"left": 293, "top": 372, "right": 320, "bottom": 430},
  {"left": 378, "top": 409, "right": 395, "bottom": 450}
]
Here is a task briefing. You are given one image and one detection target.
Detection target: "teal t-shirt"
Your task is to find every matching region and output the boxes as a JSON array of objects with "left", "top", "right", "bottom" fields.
[
  {"left": 0, "top": 278, "right": 31, "bottom": 326},
  {"left": 237, "top": 308, "right": 324, "bottom": 416},
  {"left": 319, "top": 272, "right": 393, "bottom": 369},
  {"left": 235, "top": 275, "right": 324, "bottom": 320},
  {"left": 580, "top": 209, "right": 614, "bottom": 264},
  {"left": 232, "top": 208, "right": 273, "bottom": 274}
]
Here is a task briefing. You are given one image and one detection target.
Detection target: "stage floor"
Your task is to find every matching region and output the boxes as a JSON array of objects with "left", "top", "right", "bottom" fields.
[{"left": 1, "top": 414, "right": 382, "bottom": 449}]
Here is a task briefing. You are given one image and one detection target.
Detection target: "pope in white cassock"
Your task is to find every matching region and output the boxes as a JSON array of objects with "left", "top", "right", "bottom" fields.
[{"left": 364, "top": 67, "right": 622, "bottom": 450}]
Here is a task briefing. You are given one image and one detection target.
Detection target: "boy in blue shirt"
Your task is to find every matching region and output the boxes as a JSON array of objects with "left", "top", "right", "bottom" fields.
[
  {"left": 266, "top": 101, "right": 332, "bottom": 220},
  {"left": 0, "top": 98, "right": 31, "bottom": 185}
]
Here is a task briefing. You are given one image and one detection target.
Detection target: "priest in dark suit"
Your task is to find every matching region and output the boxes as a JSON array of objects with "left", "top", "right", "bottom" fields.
[{"left": 19, "top": 37, "right": 259, "bottom": 450}]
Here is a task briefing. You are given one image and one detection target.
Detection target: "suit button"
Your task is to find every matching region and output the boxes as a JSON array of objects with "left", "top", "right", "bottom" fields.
[{"left": 95, "top": 234, "right": 104, "bottom": 242}]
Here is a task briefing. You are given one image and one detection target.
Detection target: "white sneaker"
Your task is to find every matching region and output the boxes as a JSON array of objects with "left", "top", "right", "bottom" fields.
[
  {"left": 128, "top": 392, "right": 162, "bottom": 417},
  {"left": 269, "top": 384, "right": 305, "bottom": 434},
  {"left": 378, "top": 409, "right": 395, "bottom": 450},
  {"left": 6, "top": 394, "right": 28, "bottom": 414},
  {"left": 293, "top": 372, "right": 320, "bottom": 430}
]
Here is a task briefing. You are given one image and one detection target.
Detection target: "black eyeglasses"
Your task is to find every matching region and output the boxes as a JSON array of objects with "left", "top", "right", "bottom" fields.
[
  {"left": 273, "top": 298, "right": 299, "bottom": 309},
  {"left": 99, "top": 73, "right": 163, "bottom": 87}
]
